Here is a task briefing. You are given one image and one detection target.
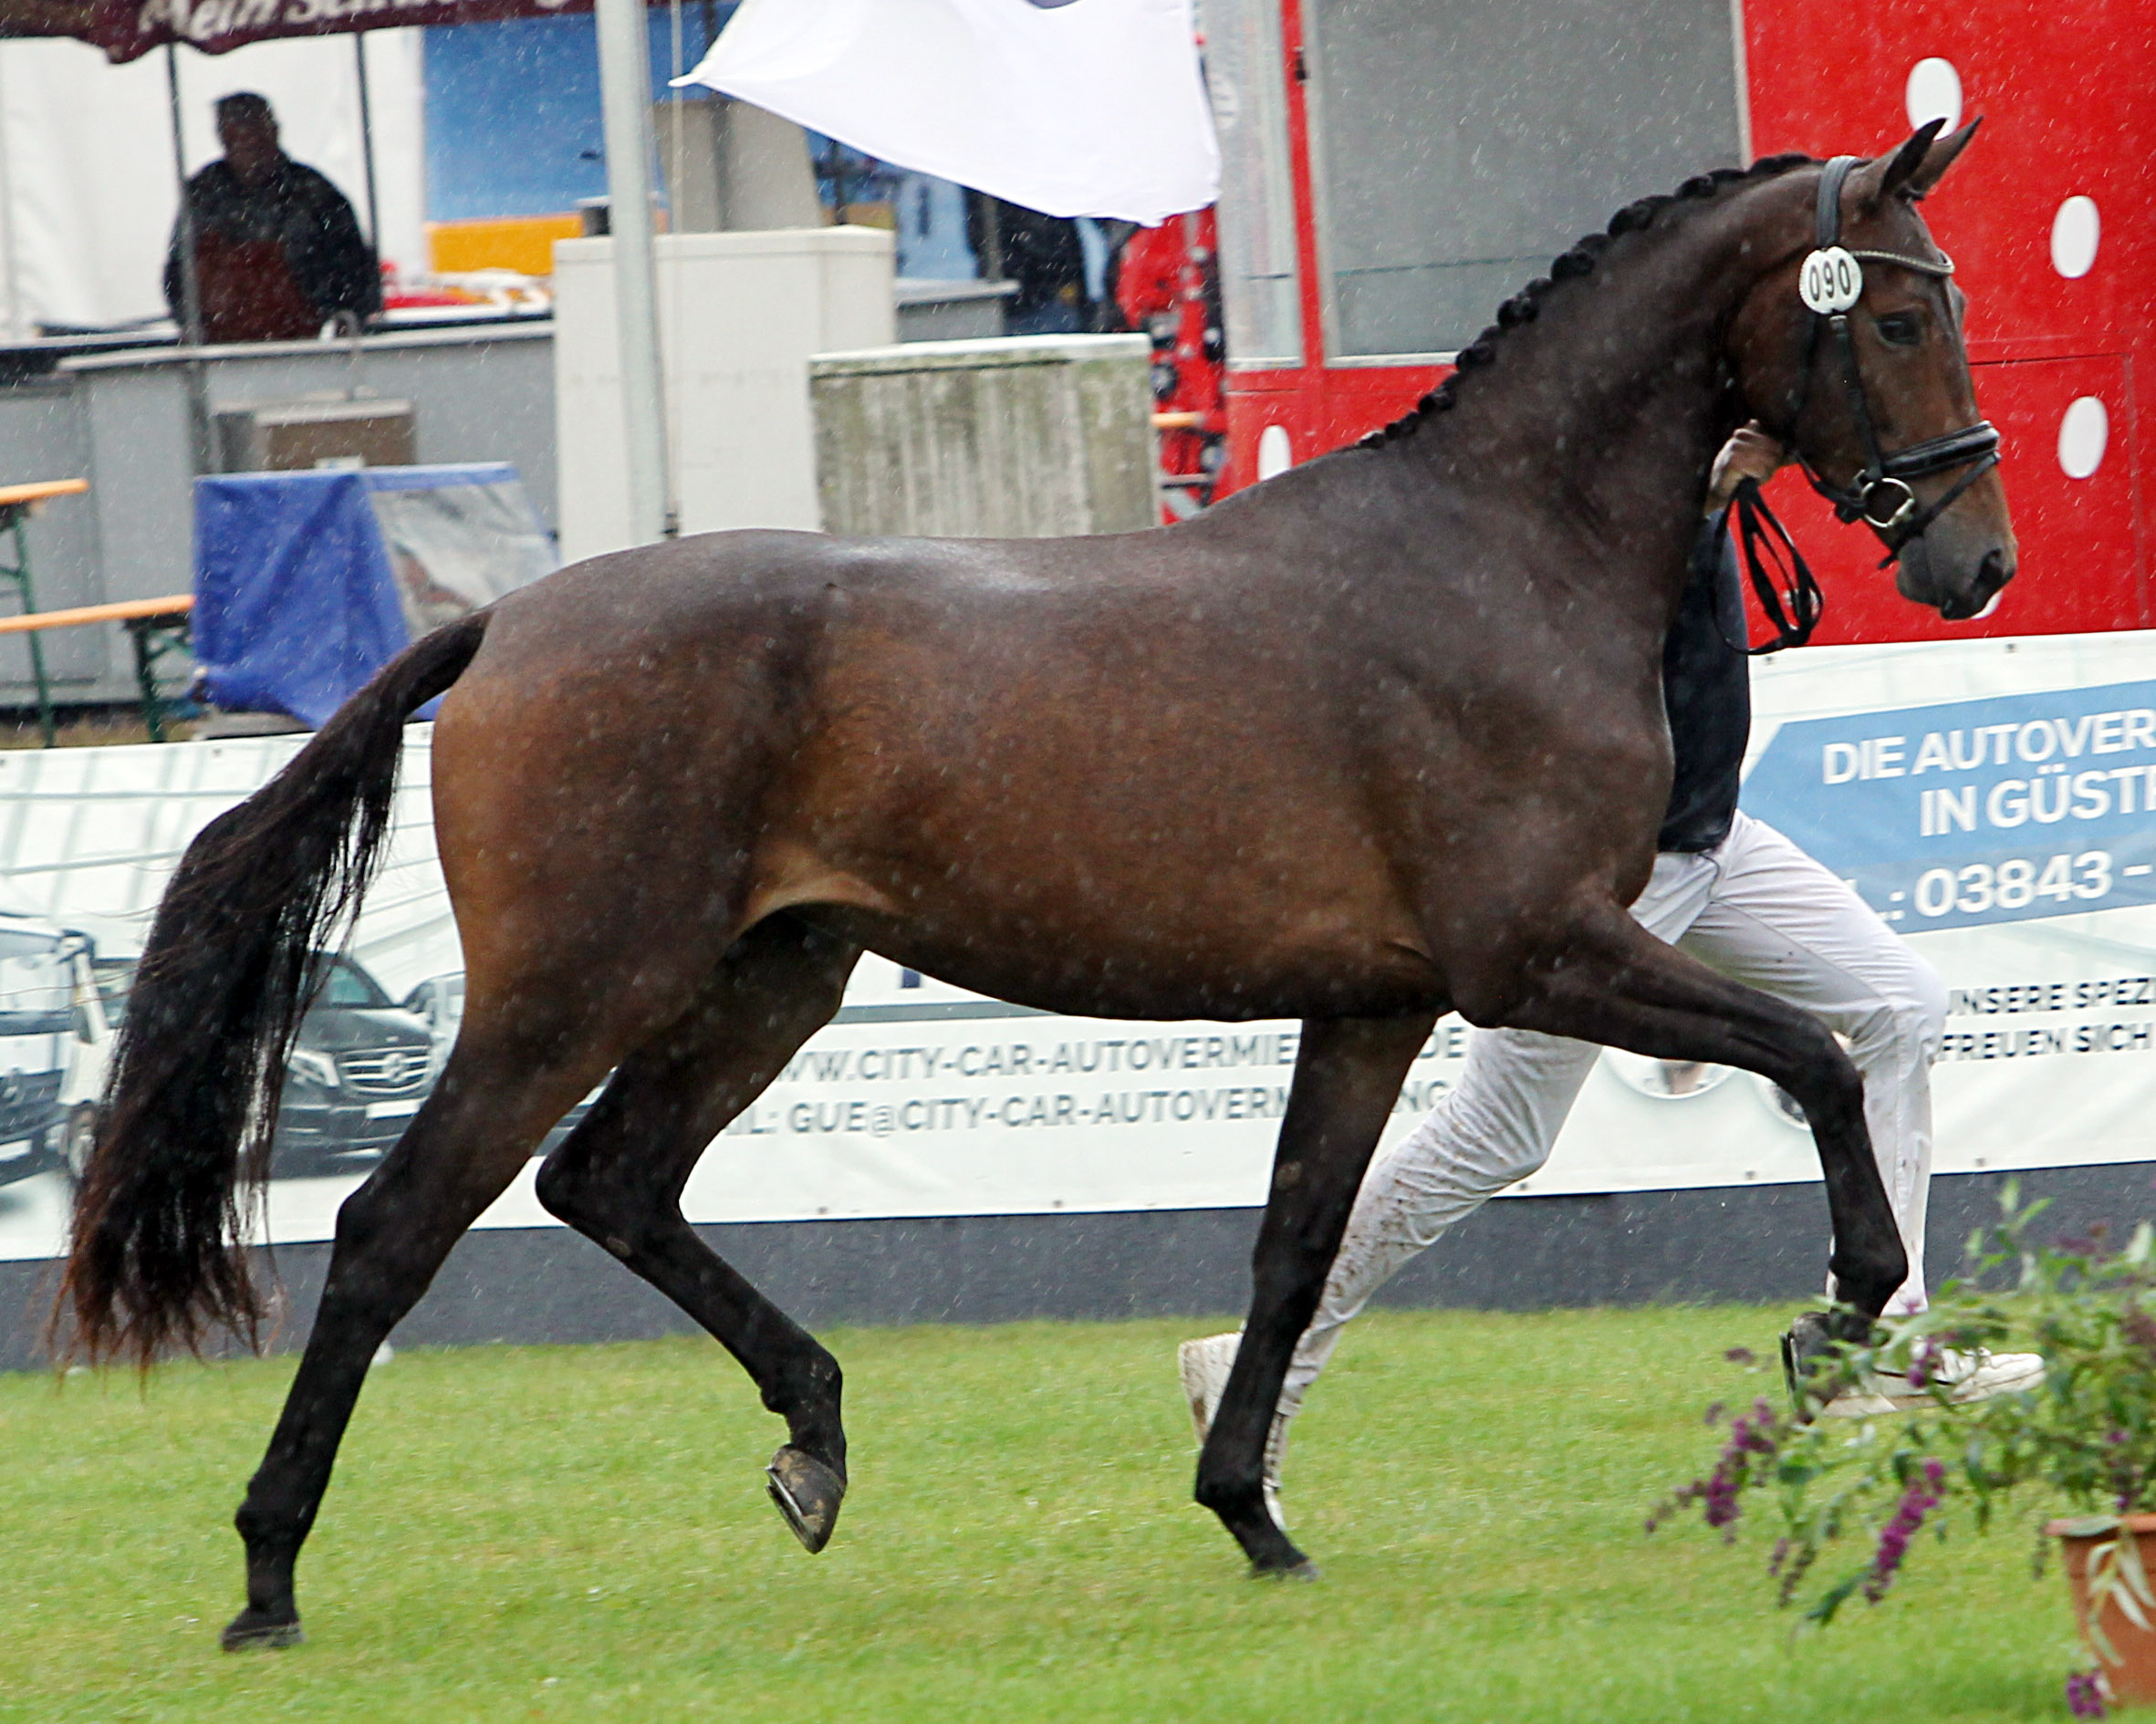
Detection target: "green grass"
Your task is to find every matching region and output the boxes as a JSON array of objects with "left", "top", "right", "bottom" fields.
[{"left": 0, "top": 1307, "right": 2084, "bottom": 1722}]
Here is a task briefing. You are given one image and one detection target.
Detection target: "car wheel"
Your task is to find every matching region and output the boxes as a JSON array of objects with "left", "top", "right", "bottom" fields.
[{"left": 58, "top": 1103, "right": 98, "bottom": 1187}]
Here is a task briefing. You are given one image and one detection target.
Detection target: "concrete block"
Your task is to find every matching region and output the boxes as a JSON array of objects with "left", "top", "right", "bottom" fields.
[{"left": 809, "top": 333, "right": 1156, "bottom": 538}]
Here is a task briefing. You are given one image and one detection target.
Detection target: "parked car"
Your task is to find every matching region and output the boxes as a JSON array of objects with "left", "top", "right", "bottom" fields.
[
  {"left": 0, "top": 910, "right": 89, "bottom": 1189},
  {"left": 272, "top": 955, "right": 437, "bottom": 1176},
  {"left": 399, "top": 969, "right": 602, "bottom": 1151},
  {"left": 52, "top": 940, "right": 124, "bottom": 1184},
  {"left": 400, "top": 970, "right": 464, "bottom": 1082}
]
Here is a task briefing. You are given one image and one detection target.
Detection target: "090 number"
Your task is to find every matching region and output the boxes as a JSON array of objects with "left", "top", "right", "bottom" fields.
[{"left": 1914, "top": 852, "right": 2111, "bottom": 918}]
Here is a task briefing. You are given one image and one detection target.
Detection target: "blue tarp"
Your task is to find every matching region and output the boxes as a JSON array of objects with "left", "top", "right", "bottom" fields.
[{"left": 193, "top": 463, "right": 553, "bottom": 728}]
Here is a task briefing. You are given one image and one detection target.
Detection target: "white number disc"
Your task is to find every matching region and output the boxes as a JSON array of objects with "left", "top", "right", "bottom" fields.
[{"left": 1799, "top": 246, "right": 1864, "bottom": 313}]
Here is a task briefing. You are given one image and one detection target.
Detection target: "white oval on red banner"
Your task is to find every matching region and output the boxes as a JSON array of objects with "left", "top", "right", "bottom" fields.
[
  {"left": 1799, "top": 247, "right": 1864, "bottom": 314},
  {"left": 1256, "top": 424, "right": 1293, "bottom": 481},
  {"left": 2051, "top": 196, "right": 2100, "bottom": 279},
  {"left": 1905, "top": 57, "right": 1963, "bottom": 132},
  {"left": 2058, "top": 396, "right": 2109, "bottom": 479}
]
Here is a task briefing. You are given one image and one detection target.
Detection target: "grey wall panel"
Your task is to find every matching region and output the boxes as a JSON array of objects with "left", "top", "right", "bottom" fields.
[
  {"left": 179, "top": 331, "right": 559, "bottom": 532},
  {"left": 0, "top": 379, "right": 104, "bottom": 685},
  {"left": 1304, "top": 0, "right": 1745, "bottom": 356},
  {"left": 78, "top": 365, "right": 195, "bottom": 609},
  {"left": 0, "top": 327, "right": 559, "bottom": 707}
]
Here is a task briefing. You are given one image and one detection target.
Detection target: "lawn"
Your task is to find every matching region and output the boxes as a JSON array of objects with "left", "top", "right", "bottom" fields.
[{"left": 0, "top": 1306, "right": 2084, "bottom": 1723}]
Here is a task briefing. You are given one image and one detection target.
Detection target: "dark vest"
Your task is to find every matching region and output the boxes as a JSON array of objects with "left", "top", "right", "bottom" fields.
[{"left": 1656, "top": 514, "right": 1751, "bottom": 854}]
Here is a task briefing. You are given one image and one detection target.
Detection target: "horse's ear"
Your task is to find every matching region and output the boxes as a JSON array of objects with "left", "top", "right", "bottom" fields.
[
  {"left": 1898, "top": 118, "right": 1981, "bottom": 198},
  {"left": 1858, "top": 118, "right": 1981, "bottom": 207}
]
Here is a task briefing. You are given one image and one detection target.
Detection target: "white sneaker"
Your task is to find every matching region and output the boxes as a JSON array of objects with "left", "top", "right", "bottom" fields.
[
  {"left": 1177, "top": 1330, "right": 1291, "bottom": 1529},
  {"left": 1819, "top": 1346, "right": 2046, "bottom": 1419}
]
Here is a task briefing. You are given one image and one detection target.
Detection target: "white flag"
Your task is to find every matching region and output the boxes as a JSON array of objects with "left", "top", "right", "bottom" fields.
[{"left": 675, "top": 0, "right": 1221, "bottom": 225}]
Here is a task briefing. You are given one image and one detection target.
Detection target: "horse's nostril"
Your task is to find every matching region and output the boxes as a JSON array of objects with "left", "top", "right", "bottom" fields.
[{"left": 1953, "top": 549, "right": 2013, "bottom": 622}]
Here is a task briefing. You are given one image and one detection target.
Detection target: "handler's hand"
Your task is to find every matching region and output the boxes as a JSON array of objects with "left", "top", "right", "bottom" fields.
[{"left": 1705, "top": 422, "right": 1789, "bottom": 515}]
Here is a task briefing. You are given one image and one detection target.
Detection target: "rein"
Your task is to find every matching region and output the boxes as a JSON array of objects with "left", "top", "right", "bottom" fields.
[
  {"left": 1712, "top": 477, "right": 1823, "bottom": 655},
  {"left": 1786, "top": 154, "right": 2003, "bottom": 567}
]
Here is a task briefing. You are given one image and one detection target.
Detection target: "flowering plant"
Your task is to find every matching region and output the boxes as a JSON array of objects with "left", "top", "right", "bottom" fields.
[{"left": 1653, "top": 1184, "right": 2156, "bottom": 1713}]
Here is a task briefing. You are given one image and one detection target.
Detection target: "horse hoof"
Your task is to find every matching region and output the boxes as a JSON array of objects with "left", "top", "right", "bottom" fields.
[
  {"left": 220, "top": 1610, "right": 304, "bottom": 1651},
  {"left": 1781, "top": 1311, "right": 1837, "bottom": 1419},
  {"left": 766, "top": 1446, "right": 846, "bottom": 1554},
  {"left": 1249, "top": 1557, "right": 1321, "bottom": 1583}
]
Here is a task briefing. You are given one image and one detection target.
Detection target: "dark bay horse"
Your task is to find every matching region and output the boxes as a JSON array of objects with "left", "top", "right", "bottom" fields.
[{"left": 65, "top": 123, "right": 2012, "bottom": 1646}]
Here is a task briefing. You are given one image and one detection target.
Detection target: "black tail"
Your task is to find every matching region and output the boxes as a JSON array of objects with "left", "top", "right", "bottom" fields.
[{"left": 57, "top": 612, "right": 489, "bottom": 1365}]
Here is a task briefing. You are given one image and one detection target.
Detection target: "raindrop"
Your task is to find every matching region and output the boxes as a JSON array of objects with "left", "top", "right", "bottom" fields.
[
  {"left": 2050, "top": 196, "right": 2099, "bottom": 279},
  {"left": 2057, "top": 397, "right": 2108, "bottom": 480},
  {"left": 1904, "top": 57, "right": 1963, "bottom": 132}
]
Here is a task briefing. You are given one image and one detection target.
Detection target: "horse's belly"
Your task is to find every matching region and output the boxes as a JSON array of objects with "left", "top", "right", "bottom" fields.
[{"left": 800, "top": 900, "right": 1445, "bottom": 1025}]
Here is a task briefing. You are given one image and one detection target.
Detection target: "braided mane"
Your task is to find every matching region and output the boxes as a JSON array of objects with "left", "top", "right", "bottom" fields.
[{"left": 1358, "top": 154, "right": 1816, "bottom": 449}]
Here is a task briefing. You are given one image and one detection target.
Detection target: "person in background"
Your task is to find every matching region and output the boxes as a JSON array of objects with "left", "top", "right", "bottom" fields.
[{"left": 164, "top": 92, "right": 380, "bottom": 345}]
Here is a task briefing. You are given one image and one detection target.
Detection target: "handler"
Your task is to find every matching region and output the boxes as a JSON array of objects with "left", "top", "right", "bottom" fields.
[{"left": 1180, "top": 424, "right": 2041, "bottom": 1520}]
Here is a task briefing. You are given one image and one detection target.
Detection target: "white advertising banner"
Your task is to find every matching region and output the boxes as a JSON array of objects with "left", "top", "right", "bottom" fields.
[{"left": 0, "top": 627, "right": 2152, "bottom": 1262}]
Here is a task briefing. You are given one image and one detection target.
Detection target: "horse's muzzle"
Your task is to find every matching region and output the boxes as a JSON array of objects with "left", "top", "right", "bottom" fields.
[
  {"left": 1934, "top": 546, "right": 2014, "bottom": 621},
  {"left": 1901, "top": 535, "right": 2014, "bottom": 621}
]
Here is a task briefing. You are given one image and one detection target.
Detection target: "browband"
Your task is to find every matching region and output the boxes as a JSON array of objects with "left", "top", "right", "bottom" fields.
[{"left": 1812, "top": 153, "right": 1958, "bottom": 286}]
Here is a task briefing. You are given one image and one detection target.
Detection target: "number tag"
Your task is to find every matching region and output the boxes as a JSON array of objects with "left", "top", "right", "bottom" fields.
[{"left": 1799, "top": 246, "right": 1864, "bottom": 314}]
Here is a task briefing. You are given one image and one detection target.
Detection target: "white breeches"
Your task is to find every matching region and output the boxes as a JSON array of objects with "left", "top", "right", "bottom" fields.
[{"left": 1281, "top": 809, "right": 1946, "bottom": 1416}]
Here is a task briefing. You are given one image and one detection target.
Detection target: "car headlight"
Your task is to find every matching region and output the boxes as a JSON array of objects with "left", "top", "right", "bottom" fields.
[{"left": 286, "top": 1047, "right": 339, "bottom": 1089}]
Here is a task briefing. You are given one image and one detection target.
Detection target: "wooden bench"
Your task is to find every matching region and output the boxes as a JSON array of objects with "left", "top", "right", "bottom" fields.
[
  {"left": 0, "top": 478, "right": 93, "bottom": 744},
  {"left": 0, "top": 590, "right": 195, "bottom": 746},
  {"left": 0, "top": 480, "right": 192, "bottom": 746}
]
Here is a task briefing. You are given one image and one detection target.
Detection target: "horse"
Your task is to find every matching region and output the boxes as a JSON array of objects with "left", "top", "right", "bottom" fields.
[{"left": 62, "top": 122, "right": 2012, "bottom": 1648}]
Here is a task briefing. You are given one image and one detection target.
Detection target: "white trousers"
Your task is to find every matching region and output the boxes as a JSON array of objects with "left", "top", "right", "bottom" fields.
[{"left": 1280, "top": 809, "right": 1946, "bottom": 1418}]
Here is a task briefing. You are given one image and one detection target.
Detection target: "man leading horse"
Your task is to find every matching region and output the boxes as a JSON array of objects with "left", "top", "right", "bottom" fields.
[{"left": 1178, "top": 421, "right": 2042, "bottom": 1526}]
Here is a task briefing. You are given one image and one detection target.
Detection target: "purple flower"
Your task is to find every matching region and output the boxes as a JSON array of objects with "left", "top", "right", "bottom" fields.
[
  {"left": 2067, "top": 1669, "right": 2109, "bottom": 1719},
  {"left": 1863, "top": 1459, "right": 1945, "bottom": 1603},
  {"left": 1648, "top": 1397, "right": 1779, "bottom": 1542},
  {"left": 1906, "top": 1338, "right": 1940, "bottom": 1390},
  {"left": 1776, "top": 1540, "right": 1818, "bottom": 1607}
]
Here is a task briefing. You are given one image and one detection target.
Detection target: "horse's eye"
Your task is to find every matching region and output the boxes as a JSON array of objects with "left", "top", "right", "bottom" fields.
[{"left": 1876, "top": 312, "right": 1924, "bottom": 348}]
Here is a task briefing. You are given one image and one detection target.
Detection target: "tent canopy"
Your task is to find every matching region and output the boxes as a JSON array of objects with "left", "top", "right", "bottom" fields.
[{"left": 0, "top": 0, "right": 637, "bottom": 60}]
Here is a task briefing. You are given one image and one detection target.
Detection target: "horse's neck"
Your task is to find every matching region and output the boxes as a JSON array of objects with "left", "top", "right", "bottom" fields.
[{"left": 1400, "top": 209, "right": 1770, "bottom": 590}]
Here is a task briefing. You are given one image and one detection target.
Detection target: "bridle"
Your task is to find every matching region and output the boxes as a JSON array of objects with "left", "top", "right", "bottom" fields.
[
  {"left": 1784, "top": 153, "right": 2002, "bottom": 564},
  {"left": 1715, "top": 152, "right": 2003, "bottom": 655}
]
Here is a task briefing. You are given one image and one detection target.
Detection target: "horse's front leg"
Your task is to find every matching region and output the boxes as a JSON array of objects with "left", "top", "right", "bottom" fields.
[
  {"left": 1196, "top": 1012, "right": 1434, "bottom": 1576},
  {"left": 1482, "top": 909, "right": 1907, "bottom": 1376}
]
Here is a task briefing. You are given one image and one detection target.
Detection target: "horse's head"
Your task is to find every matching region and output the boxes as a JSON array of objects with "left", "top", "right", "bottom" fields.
[{"left": 1731, "top": 123, "right": 2015, "bottom": 620}]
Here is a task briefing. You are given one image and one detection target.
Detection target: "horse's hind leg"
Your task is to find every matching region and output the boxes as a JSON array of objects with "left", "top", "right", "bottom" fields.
[
  {"left": 533, "top": 912, "right": 861, "bottom": 1553},
  {"left": 1196, "top": 1012, "right": 1434, "bottom": 1577},
  {"left": 224, "top": 1026, "right": 604, "bottom": 1650}
]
